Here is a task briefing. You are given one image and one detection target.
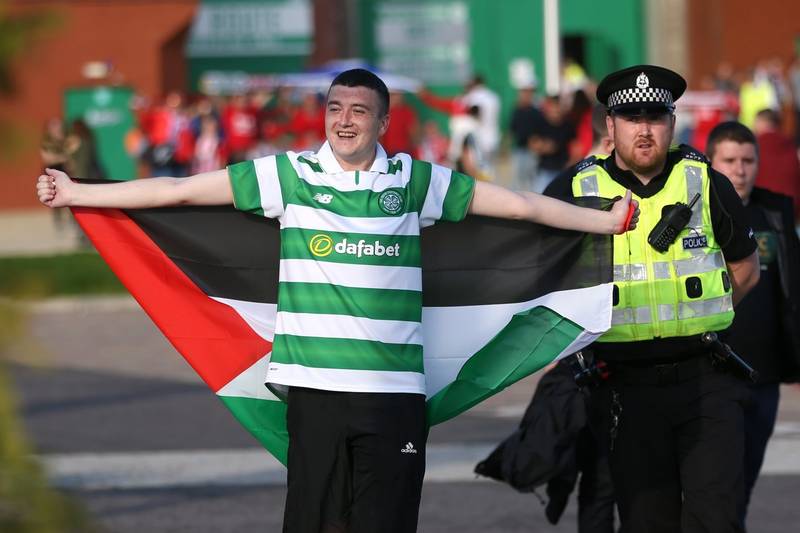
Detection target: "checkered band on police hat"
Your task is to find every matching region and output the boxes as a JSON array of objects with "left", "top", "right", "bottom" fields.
[{"left": 607, "top": 87, "right": 674, "bottom": 108}]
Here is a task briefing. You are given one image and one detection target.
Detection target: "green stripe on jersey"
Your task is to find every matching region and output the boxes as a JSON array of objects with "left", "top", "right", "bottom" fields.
[
  {"left": 407, "top": 160, "right": 432, "bottom": 213},
  {"left": 271, "top": 334, "right": 424, "bottom": 373},
  {"left": 280, "top": 227, "right": 421, "bottom": 267},
  {"left": 289, "top": 181, "right": 417, "bottom": 218},
  {"left": 228, "top": 160, "right": 264, "bottom": 216},
  {"left": 277, "top": 282, "right": 422, "bottom": 322},
  {"left": 441, "top": 171, "right": 476, "bottom": 222},
  {"left": 275, "top": 154, "right": 300, "bottom": 210}
]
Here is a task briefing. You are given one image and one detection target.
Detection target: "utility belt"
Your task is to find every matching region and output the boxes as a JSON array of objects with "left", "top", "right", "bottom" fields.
[
  {"left": 567, "top": 332, "right": 759, "bottom": 387},
  {"left": 606, "top": 355, "right": 717, "bottom": 386}
]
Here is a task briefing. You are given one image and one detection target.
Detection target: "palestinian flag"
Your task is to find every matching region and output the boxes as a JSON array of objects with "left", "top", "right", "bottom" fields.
[{"left": 71, "top": 200, "right": 613, "bottom": 465}]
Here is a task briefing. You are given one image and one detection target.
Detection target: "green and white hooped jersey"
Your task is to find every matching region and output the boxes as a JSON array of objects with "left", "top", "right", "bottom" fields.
[{"left": 228, "top": 142, "right": 475, "bottom": 394}]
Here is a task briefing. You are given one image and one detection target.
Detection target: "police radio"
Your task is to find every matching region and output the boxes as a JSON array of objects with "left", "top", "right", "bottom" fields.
[{"left": 647, "top": 193, "right": 700, "bottom": 253}]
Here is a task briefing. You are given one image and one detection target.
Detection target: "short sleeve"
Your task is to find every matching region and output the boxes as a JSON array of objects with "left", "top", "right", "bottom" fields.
[
  {"left": 227, "top": 155, "right": 287, "bottom": 219},
  {"left": 417, "top": 162, "right": 475, "bottom": 227}
]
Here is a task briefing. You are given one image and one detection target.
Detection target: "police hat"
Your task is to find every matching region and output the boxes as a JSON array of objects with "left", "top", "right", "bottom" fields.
[{"left": 596, "top": 65, "right": 686, "bottom": 115}]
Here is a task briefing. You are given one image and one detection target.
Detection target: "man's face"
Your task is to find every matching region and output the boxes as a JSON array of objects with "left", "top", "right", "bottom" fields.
[
  {"left": 710, "top": 140, "right": 758, "bottom": 203},
  {"left": 325, "top": 84, "right": 388, "bottom": 170},
  {"left": 607, "top": 112, "right": 675, "bottom": 178}
]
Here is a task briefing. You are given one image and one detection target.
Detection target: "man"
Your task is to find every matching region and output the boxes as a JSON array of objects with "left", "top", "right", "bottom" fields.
[
  {"left": 706, "top": 121, "right": 800, "bottom": 529},
  {"left": 545, "top": 65, "right": 760, "bottom": 533},
  {"left": 37, "top": 69, "right": 636, "bottom": 533},
  {"left": 509, "top": 81, "right": 545, "bottom": 190},
  {"left": 751, "top": 108, "right": 800, "bottom": 218}
]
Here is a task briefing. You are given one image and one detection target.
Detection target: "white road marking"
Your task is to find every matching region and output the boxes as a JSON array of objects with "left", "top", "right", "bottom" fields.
[{"left": 41, "top": 434, "right": 800, "bottom": 491}]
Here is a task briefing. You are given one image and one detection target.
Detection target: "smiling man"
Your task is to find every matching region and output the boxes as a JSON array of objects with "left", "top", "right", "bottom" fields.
[
  {"left": 545, "top": 65, "right": 760, "bottom": 533},
  {"left": 37, "top": 68, "right": 636, "bottom": 533}
]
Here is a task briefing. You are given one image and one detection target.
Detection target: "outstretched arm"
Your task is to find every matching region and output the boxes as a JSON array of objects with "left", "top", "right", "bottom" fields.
[
  {"left": 36, "top": 167, "right": 233, "bottom": 209},
  {"left": 468, "top": 180, "right": 638, "bottom": 235}
]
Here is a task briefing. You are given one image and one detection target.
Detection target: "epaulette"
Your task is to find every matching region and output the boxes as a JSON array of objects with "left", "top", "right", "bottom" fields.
[
  {"left": 575, "top": 155, "right": 598, "bottom": 173},
  {"left": 677, "top": 144, "right": 710, "bottom": 164}
]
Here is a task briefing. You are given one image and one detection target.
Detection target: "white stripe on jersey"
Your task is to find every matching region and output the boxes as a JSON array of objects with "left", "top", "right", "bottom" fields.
[
  {"left": 265, "top": 363, "right": 426, "bottom": 395},
  {"left": 252, "top": 156, "right": 285, "bottom": 218},
  {"left": 281, "top": 204, "right": 421, "bottom": 235},
  {"left": 276, "top": 312, "right": 423, "bottom": 345},
  {"left": 419, "top": 164, "right": 454, "bottom": 228},
  {"left": 279, "top": 259, "right": 422, "bottom": 291},
  {"left": 293, "top": 169, "right": 412, "bottom": 192}
]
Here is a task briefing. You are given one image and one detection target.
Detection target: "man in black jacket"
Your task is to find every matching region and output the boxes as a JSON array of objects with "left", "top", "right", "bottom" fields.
[{"left": 706, "top": 121, "right": 800, "bottom": 530}]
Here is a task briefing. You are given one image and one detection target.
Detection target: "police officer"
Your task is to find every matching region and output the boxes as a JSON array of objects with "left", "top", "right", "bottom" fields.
[{"left": 545, "top": 65, "right": 760, "bottom": 533}]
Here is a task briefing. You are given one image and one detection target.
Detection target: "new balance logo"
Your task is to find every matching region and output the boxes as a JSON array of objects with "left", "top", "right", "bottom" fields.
[
  {"left": 401, "top": 442, "right": 418, "bottom": 454},
  {"left": 313, "top": 193, "right": 333, "bottom": 204}
]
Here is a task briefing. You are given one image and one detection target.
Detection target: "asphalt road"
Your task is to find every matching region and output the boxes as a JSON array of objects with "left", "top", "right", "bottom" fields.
[{"left": 6, "top": 296, "right": 800, "bottom": 532}]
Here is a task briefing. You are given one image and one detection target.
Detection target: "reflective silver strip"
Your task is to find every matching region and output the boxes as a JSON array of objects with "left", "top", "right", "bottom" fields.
[
  {"left": 658, "top": 304, "right": 675, "bottom": 321},
  {"left": 613, "top": 263, "right": 648, "bottom": 282},
  {"left": 677, "top": 294, "right": 733, "bottom": 319},
  {"left": 611, "top": 306, "right": 652, "bottom": 325},
  {"left": 673, "top": 252, "right": 725, "bottom": 277},
  {"left": 653, "top": 262, "right": 671, "bottom": 279},
  {"left": 579, "top": 174, "right": 600, "bottom": 197},
  {"left": 684, "top": 164, "right": 704, "bottom": 229}
]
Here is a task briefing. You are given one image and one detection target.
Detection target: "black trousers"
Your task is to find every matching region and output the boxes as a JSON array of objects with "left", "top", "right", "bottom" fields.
[
  {"left": 283, "top": 387, "right": 427, "bottom": 533},
  {"left": 741, "top": 382, "right": 780, "bottom": 528},
  {"left": 602, "top": 356, "right": 748, "bottom": 533}
]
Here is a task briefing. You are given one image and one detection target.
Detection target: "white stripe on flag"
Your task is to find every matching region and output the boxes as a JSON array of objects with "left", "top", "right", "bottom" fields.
[
  {"left": 211, "top": 298, "right": 277, "bottom": 342},
  {"left": 215, "top": 353, "right": 279, "bottom": 400},
  {"left": 279, "top": 259, "right": 422, "bottom": 291},
  {"left": 422, "top": 284, "right": 613, "bottom": 398},
  {"left": 276, "top": 311, "right": 423, "bottom": 345},
  {"left": 282, "top": 204, "right": 420, "bottom": 236}
]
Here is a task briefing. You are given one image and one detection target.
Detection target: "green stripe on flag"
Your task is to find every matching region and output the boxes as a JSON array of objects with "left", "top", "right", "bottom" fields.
[
  {"left": 227, "top": 160, "right": 264, "bottom": 216},
  {"left": 271, "top": 334, "right": 424, "bottom": 372},
  {"left": 277, "top": 282, "right": 422, "bottom": 321},
  {"left": 426, "top": 306, "right": 583, "bottom": 426},
  {"left": 218, "top": 395, "right": 289, "bottom": 465}
]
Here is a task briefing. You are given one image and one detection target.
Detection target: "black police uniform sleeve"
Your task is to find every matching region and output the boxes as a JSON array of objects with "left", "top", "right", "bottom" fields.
[
  {"left": 543, "top": 165, "right": 581, "bottom": 199},
  {"left": 707, "top": 167, "right": 758, "bottom": 262}
]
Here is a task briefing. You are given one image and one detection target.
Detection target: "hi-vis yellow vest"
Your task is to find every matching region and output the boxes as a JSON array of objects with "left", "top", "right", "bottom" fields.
[{"left": 572, "top": 152, "right": 734, "bottom": 342}]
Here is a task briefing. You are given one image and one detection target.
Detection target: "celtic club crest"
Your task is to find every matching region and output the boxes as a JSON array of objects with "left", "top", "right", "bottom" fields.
[{"left": 378, "top": 190, "right": 404, "bottom": 215}]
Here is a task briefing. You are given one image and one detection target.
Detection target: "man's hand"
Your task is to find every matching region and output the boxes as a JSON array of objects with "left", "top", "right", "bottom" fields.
[
  {"left": 37, "top": 168, "right": 74, "bottom": 208},
  {"left": 610, "top": 190, "right": 639, "bottom": 233}
]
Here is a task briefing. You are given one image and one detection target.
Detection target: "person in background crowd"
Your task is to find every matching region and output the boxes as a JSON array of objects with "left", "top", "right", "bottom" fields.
[
  {"left": 752, "top": 108, "right": 800, "bottom": 218},
  {"left": 381, "top": 90, "right": 419, "bottom": 157},
  {"left": 221, "top": 93, "right": 258, "bottom": 164},
  {"left": 789, "top": 55, "right": 800, "bottom": 148},
  {"left": 531, "top": 95, "right": 576, "bottom": 193},
  {"left": 40, "top": 118, "right": 70, "bottom": 229},
  {"left": 418, "top": 74, "right": 501, "bottom": 172},
  {"left": 739, "top": 64, "right": 779, "bottom": 130},
  {"left": 546, "top": 65, "right": 759, "bottom": 533},
  {"left": 191, "top": 115, "right": 227, "bottom": 175},
  {"left": 141, "top": 91, "right": 190, "bottom": 177},
  {"left": 288, "top": 92, "right": 325, "bottom": 152},
  {"left": 509, "top": 81, "right": 545, "bottom": 190},
  {"left": 416, "top": 120, "right": 449, "bottom": 166},
  {"left": 568, "top": 90, "right": 595, "bottom": 160},
  {"left": 66, "top": 119, "right": 105, "bottom": 180},
  {"left": 706, "top": 121, "right": 800, "bottom": 531},
  {"left": 588, "top": 105, "right": 614, "bottom": 157}
]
